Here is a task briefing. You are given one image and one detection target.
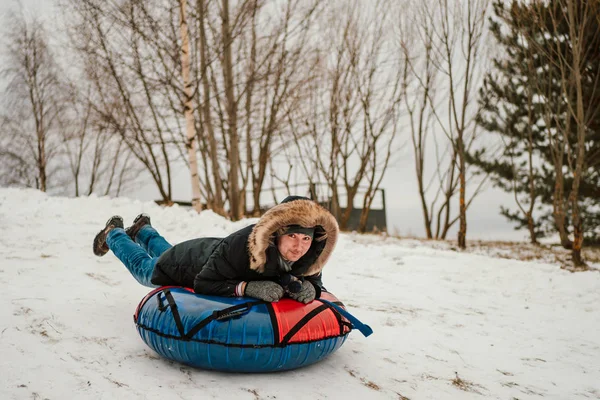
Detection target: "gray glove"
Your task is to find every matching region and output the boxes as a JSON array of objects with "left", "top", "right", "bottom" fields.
[
  {"left": 288, "top": 280, "right": 316, "bottom": 304},
  {"left": 244, "top": 281, "right": 284, "bottom": 302}
]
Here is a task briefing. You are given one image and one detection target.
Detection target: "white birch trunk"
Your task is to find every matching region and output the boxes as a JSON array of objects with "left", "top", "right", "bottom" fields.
[{"left": 179, "top": 0, "right": 202, "bottom": 212}]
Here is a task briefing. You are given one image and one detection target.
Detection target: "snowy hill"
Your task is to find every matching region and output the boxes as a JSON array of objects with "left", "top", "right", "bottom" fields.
[{"left": 1, "top": 188, "right": 599, "bottom": 400}]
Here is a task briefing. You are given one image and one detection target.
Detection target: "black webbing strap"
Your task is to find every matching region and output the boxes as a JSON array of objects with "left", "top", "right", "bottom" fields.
[
  {"left": 182, "top": 302, "right": 259, "bottom": 340},
  {"left": 328, "top": 301, "right": 352, "bottom": 334},
  {"left": 155, "top": 289, "right": 261, "bottom": 341},
  {"left": 156, "top": 289, "right": 186, "bottom": 336}
]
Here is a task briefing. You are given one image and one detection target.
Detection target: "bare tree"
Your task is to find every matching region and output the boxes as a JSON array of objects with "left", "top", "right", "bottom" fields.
[
  {"left": 218, "top": 0, "right": 244, "bottom": 219},
  {"left": 431, "top": 0, "right": 490, "bottom": 248},
  {"left": 195, "top": 0, "right": 225, "bottom": 215},
  {"left": 64, "top": 0, "right": 190, "bottom": 204},
  {"left": 525, "top": 0, "right": 600, "bottom": 267},
  {"left": 283, "top": 0, "right": 403, "bottom": 231},
  {"left": 59, "top": 87, "right": 92, "bottom": 197},
  {"left": 396, "top": 0, "right": 489, "bottom": 242},
  {"left": 304, "top": 1, "right": 362, "bottom": 225},
  {"left": 398, "top": 1, "right": 441, "bottom": 238},
  {"left": 242, "top": 0, "right": 321, "bottom": 216},
  {"left": 0, "top": 11, "right": 65, "bottom": 192},
  {"left": 55, "top": 0, "right": 404, "bottom": 224},
  {"left": 350, "top": 3, "right": 404, "bottom": 233},
  {"left": 190, "top": 0, "right": 321, "bottom": 217},
  {"left": 57, "top": 82, "right": 141, "bottom": 197},
  {"left": 561, "top": 0, "right": 591, "bottom": 266}
]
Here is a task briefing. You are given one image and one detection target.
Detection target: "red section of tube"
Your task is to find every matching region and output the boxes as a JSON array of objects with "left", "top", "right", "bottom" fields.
[{"left": 271, "top": 292, "right": 348, "bottom": 343}]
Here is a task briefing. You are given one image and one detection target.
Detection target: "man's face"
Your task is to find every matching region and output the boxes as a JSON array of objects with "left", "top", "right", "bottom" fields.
[{"left": 277, "top": 233, "right": 313, "bottom": 261}]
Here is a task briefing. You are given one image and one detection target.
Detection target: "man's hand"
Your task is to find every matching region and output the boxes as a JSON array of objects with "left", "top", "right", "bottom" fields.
[
  {"left": 244, "top": 281, "right": 285, "bottom": 302},
  {"left": 288, "top": 280, "right": 316, "bottom": 304}
]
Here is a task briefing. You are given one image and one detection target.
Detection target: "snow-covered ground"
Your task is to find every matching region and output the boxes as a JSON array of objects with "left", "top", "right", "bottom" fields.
[{"left": 1, "top": 188, "right": 599, "bottom": 400}]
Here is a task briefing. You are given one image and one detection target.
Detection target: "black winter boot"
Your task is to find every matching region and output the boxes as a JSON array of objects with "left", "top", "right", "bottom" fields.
[
  {"left": 93, "top": 216, "right": 124, "bottom": 257},
  {"left": 126, "top": 213, "right": 151, "bottom": 241}
]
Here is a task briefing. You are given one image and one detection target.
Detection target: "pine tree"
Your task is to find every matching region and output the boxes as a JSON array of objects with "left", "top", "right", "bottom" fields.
[
  {"left": 470, "top": 0, "right": 548, "bottom": 243},
  {"left": 472, "top": 0, "right": 600, "bottom": 245}
]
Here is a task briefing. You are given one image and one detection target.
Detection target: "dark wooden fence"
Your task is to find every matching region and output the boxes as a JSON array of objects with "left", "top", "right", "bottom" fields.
[{"left": 156, "top": 187, "right": 388, "bottom": 233}]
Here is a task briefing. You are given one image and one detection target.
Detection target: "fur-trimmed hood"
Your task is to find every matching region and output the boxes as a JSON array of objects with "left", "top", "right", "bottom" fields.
[{"left": 247, "top": 197, "right": 339, "bottom": 276}]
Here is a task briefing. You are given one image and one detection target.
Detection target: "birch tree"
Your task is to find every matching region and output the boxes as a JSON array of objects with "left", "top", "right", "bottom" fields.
[{"left": 178, "top": 0, "right": 203, "bottom": 212}]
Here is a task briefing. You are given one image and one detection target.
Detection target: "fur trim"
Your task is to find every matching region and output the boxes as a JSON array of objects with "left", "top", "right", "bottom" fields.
[{"left": 247, "top": 199, "right": 339, "bottom": 275}]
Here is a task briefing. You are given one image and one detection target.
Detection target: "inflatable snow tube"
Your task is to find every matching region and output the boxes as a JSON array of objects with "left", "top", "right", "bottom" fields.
[{"left": 133, "top": 287, "right": 352, "bottom": 372}]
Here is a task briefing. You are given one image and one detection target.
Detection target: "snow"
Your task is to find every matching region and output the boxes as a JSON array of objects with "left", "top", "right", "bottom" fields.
[{"left": 1, "top": 187, "right": 599, "bottom": 400}]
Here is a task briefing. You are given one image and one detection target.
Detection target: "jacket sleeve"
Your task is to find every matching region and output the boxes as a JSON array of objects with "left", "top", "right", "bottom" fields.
[
  {"left": 304, "top": 272, "right": 325, "bottom": 298},
  {"left": 193, "top": 234, "right": 248, "bottom": 296}
]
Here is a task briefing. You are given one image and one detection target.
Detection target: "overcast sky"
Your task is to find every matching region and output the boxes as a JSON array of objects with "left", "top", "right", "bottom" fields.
[{"left": 1, "top": 0, "right": 528, "bottom": 241}]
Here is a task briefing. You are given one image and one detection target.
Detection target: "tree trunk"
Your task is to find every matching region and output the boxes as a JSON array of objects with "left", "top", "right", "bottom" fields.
[
  {"left": 457, "top": 135, "right": 467, "bottom": 249},
  {"left": 525, "top": 55, "right": 539, "bottom": 245},
  {"left": 552, "top": 163, "right": 573, "bottom": 249},
  {"left": 179, "top": 0, "right": 203, "bottom": 213},
  {"left": 330, "top": 186, "right": 341, "bottom": 223},
  {"left": 566, "top": 0, "right": 587, "bottom": 268},
  {"left": 357, "top": 207, "right": 369, "bottom": 233},
  {"left": 526, "top": 212, "right": 538, "bottom": 245},
  {"left": 38, "top": 137, "right": 47, "bottom": 192},
  {"left": 247, "top": 2, "right": 259, "bottom": 216},
  {"left": 198, "top": 0, "right": 225, "bottom": 215},
  {"left": 221, "top": 0, "right": 242, "bottom": 220},
  {"left": 339, "top": 189, "right": 358, "bottom": 230},
  {"left": 571, "top": 209, "right": 585, "bottom": 267},
  {"left": 33, "top": 92, "right": 47, "bottom": 192},
  {"left": 438, "top": 153, "right": 457, "bottom": 239}
]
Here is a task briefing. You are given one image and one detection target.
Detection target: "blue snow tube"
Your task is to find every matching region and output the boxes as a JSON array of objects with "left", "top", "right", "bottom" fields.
[{"left": 133, "top": 286, "right": 353, "bottom": 372}]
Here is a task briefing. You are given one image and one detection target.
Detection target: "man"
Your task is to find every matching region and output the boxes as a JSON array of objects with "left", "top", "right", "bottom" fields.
[{"left": 93, "top": 196, "right": 339, "bottom": 303}]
